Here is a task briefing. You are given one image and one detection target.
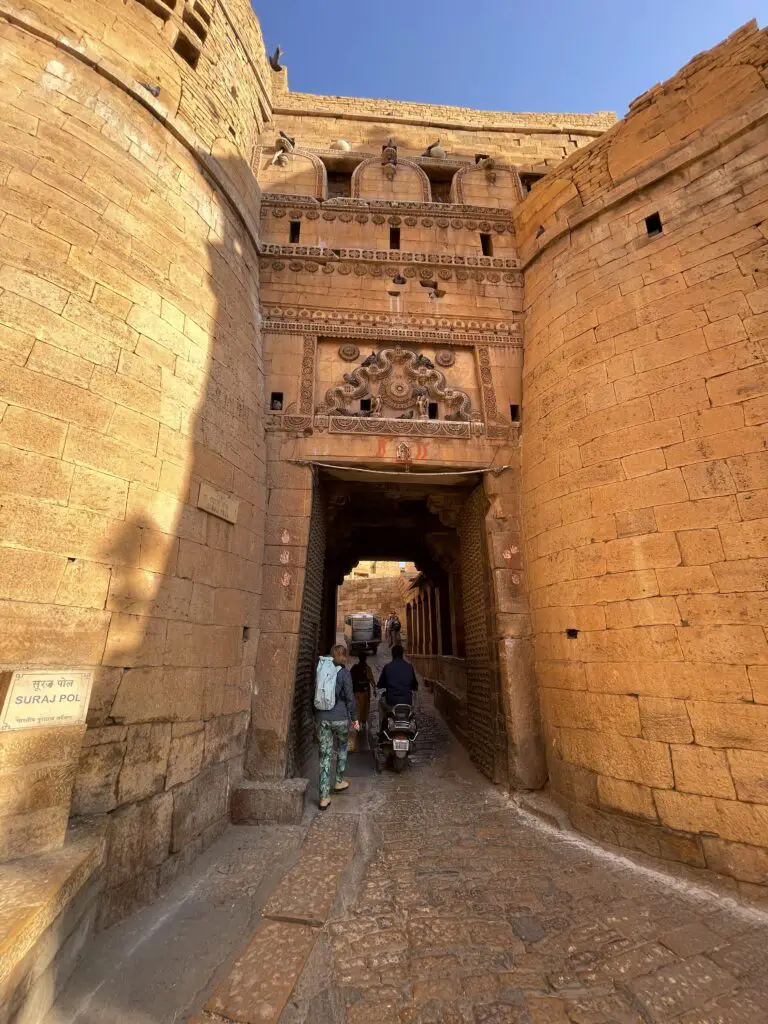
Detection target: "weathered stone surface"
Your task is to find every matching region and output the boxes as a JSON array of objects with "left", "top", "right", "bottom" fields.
[
  {"left": 116, "top": 723, "right": 171, "bottom": 806},
  {"left": 171, "top": 763, "right": 229, "bottom": 853},
  {"left": 204, "top": 712, "right": 248, "bottom": 767},
  {"left": 231, "top": 778, "right": 308, "bottom": 825},
  {"left": 261, "top": 815, "right": 357, "bottom": 926},
  {"left": 204, "top": 920, "right": 316, "bottom": 1023},
  {"left": 166, "top": 725, "right": 204, "bottom": 790},
  {"left": 72, "top": 739, "right": 126, "bottom": 815},
  {"left": 104, "top": 793, "right": 172, "bottom": 889}
]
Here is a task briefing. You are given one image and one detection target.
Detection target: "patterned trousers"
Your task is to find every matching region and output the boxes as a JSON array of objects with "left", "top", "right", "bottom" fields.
[{"left": 316, "top": 719, "right": 349, "bottom": 800}]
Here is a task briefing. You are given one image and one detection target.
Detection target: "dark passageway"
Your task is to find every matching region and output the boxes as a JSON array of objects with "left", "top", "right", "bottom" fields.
[{"left": 287, "top": 467, "right": 509, "bottom": 787}]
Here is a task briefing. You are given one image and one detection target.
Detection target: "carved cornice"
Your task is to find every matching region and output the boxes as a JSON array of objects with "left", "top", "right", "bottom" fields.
[
  {"left": 259, "top": 245, "right": 521, "bottom": 280},
  {"left": 327, "top": 416, "right": 477, "bottom": 438},
  {"left": 260, "top": 195, "right": 515, "bottom": 229},
  {"left": 260, "top": 307, "right": 522, "bottom": 346},
  {"left": 264, "top": 412, "right": 517, "bottom": 441}
]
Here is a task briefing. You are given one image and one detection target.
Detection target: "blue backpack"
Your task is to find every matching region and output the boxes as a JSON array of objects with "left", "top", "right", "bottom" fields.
[{"left": 314, "top": 657, "right": 339, "bottom": 711}]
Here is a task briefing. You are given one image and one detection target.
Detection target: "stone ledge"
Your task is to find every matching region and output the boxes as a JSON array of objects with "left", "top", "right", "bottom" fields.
[
  {"left": 0, "top": 819, "right": 106, "bottom": 1024},
  {"left": 231, "top": 778, "right": 309, "bottom": 826}
]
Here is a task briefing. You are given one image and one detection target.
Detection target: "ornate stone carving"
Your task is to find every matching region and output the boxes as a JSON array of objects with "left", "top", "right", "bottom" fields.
[
  {"left": 330, "top": 417, "right": 474, "bottom": 438},
  {"left": 261, "top": 307, "right": 522, "bottom": 347},
  {"left": 299, "top": 337, "right": 315, "bottom": 414},
  {"left": 259, "top": 244, "right": 519, "bottom": 272},
  {"left": 477, "top": 347, "right": 499, "bottom": 421},
  {"left": 261, "top": 195, "right": 515, "bottom": 232},
  {"left": 320, "top": 346, "right": 474, "bottom": 421},
  {"left": 451, "top": 162, "right": 525, "bottom": 204},
  {"left": 351, "top": 157, "right": 431, "bottom": 202},
  {"left": 435, "top": 349, "right": 455, "bottom": 367},
  {"left": 339, "top": 343, "right": 360, "bottom": 362}
]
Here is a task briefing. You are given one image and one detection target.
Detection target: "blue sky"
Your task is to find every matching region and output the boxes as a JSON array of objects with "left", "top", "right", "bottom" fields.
[{"left": 253, "top": 1, "right": 765, "bottom": 116}]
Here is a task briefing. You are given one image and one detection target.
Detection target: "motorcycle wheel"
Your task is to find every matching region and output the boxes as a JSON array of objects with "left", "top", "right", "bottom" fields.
[{"left": 392, "top": 754, "right": 406, "bottom": 773}]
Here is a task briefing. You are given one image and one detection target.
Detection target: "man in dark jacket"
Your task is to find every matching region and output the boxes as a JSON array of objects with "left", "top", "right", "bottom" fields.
[{"left": 378, "top": 645, "right": 418, "bottom": 707}]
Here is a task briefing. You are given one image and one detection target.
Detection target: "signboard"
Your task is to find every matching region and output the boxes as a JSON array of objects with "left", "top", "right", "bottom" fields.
[
  {"left": 0, "top": 670, "right": 94, "bottom": 731},
  {"left": 198, "top": 482, "right": 239, "bottom": 524}
]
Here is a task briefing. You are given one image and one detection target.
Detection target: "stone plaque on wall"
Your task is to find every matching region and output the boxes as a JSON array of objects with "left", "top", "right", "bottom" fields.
[
  {"left": 0, "top": 670, "right": 94, "bottom": 731},
  {"left": 198, "top": 481, "right": 239, "bottom": 523}
]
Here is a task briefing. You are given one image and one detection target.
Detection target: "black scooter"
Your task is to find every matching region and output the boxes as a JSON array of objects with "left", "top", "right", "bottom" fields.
[{"left": 373, "top": 697, "right": 418, "bottom": 773}]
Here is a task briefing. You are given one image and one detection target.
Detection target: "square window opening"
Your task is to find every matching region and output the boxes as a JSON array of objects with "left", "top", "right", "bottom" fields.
[
  {"left": 326, "top": 170, "right": 352, "bottom": 198},
  {"left": 270, "top": 392, "right": 283, "bottom": 411},
  {"left": 194, "top": 0, "right": 211, "bottom": 24},
  {"left": 182, "top": 6, "right": 207, "bottom": 41},
  {"left": 480, "top": 232, "right": 493, "bottom": 257},
  {"left": 173, "top": 31, "right": 201, "bottom": 69},
  {"left": 136, "top": 0, "right": 174, "bottom": 21},
  {"left": 289, "top": 220, "right": 301, "bottom": 243},
  {"left": 390, "top": 227, "right": 401, "bottom": 250},
  {"left": 428, "top": 402, "right": 439, "bottom": 420},
  {"left": 360, "top": 398, "right": 372, "bottom": 413},
  {"left": 645, "top": 212, "right": 662, "bottom": 236},
  {"left": 510, "top": 403, "right": 520, "bottom": 422}
]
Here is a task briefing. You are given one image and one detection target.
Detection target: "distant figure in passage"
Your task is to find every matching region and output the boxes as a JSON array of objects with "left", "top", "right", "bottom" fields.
[
  {"left": 386, "top": 610, "right": 402, "bottom": 647},
  {"left": 348, "top": 652, "right": 376, "bottom": 751},
  {"left": 314, "top": 644, "right": 359, "bottom": 809}
]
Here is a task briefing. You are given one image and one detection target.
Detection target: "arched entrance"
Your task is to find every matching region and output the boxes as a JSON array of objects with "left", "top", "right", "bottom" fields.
[{"left": 285, "top": 466, "right": 509, "bottom": 784}]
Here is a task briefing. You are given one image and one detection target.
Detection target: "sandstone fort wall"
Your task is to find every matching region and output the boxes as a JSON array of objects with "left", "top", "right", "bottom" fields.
[
  {"left": 0, "top": 0, "right": 269, "bottom": 923},
  {"left": 517, "top": 22, "right": 768, "bottom": 886}
]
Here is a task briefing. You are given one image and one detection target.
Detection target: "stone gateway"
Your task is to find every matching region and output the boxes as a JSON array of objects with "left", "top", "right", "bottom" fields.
[{"left": 0, "top": 1, "right": 767, "bottom": 1019}]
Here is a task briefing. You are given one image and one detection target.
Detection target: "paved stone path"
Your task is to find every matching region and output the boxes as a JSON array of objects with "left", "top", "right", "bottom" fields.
[
  {"left": 47, "top": 649, "right": 768, "bottom": 1024},
  {"left": 324, "top": 679, "right": 768, "bottom": 1024}
]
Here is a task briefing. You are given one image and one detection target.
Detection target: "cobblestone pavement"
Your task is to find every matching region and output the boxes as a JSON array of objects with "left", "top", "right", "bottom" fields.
[{"left": 328, "top": 684, "right": 768, "bottom": 1024}]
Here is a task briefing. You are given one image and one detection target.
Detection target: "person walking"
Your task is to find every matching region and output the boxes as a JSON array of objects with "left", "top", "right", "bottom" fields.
[
  {"left": 348, "top": 651, "right": 375, "bottom": 751},
  {"left": 387, "top": 610, "right": 402, "bottom": 647},
  {"left": 315, "top": 644, "right": 359, "bottom": 809}
]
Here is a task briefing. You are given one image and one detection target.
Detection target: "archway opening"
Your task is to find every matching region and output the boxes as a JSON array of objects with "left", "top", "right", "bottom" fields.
[{"left": 286, "top": 466, "right": 508, "bottom": 786}]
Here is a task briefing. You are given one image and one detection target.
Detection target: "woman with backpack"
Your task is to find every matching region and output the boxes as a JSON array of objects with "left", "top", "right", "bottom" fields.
[{"left": 314, "top": 644, "right": 359, "bottom": 809}]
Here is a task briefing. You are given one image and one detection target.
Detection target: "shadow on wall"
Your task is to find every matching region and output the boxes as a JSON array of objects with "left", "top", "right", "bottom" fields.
[{"left": 65, "top": 150, "right": 266, "bottom": 929}]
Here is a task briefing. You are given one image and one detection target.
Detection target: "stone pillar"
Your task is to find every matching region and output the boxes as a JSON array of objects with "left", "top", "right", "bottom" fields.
[
  {"left": 423, "top": 589, "right": 432, "bottom": 656},
  {"left": 431, "top": 585, "right": 441, "bottom": 657},
  {"left": 483, "top": 467, "right": 546, "bottom": 790},
  {"left": 245, "top": 453, "right": 313, "bottom": 778}
]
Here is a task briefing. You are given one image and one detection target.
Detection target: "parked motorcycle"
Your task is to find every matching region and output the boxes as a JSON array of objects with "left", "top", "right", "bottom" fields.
[{"left": 373, "top": 699, "right": 418, "bottom": 773}]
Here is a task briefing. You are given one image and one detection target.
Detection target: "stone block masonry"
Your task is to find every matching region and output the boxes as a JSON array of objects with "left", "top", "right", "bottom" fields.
[
  {"left": 517, "top": 21, "right": 768, "bottom": 889},
  {"left": 0, "top": 0, "right": 268, "bottom": 931}
]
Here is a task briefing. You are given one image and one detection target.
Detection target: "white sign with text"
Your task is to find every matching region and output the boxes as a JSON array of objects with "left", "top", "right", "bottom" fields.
[{"left": 0, "top": 670, "right": 94, "bottom": 731}]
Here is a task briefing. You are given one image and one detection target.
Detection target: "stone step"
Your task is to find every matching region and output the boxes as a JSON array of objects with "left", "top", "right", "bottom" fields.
[
  {"left": 189, "top": 813, "right": 359, "bottom": 1023},
  {"left": 230, "top": 778, "right": 309, "bottom": 826}
]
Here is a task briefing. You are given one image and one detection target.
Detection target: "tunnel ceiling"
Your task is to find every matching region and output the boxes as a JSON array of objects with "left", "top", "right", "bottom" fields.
[{"left": 321, "top": 473, "right": 475, "bottom": 583}]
